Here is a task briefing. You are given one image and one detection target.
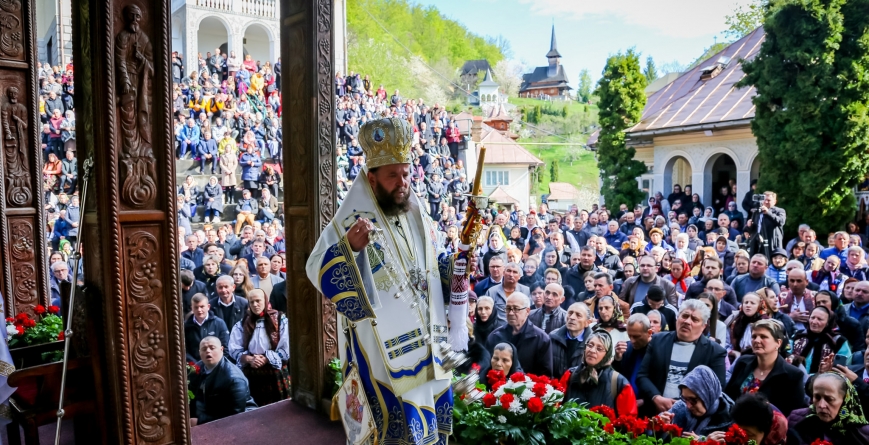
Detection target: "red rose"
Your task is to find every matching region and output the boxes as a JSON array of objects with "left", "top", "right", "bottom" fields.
[
  {"left": 57, "top": 331, "right": 65, "bottom": 341},
  {"left": 5, "top": 317, "right": 12, "bottom": 323},
  {"left": 482, "top": 393, "right": 497, "bottom": 408},
  {"left": 24, "top": 319, "right": 36, "bottom": 328},
  {"left": 15, "top": 326, "right": 23, "bottom": 335},
  {"left": 15, "top": 313, "right": 27, "bottom": 321},
  {"left": 604, "top": 423, "right": 615, "bottom": 434},
  {"left": 499, "top": 393, "right": 515, "bottom": 407},
  {"left": 536, "top": 375, "right": 550, "bottom": 385},
  {"left": 471, "top": 363, "right": 481, "bottom": 372},
  {"left": 527, "top": 397, "right": 544, "bottom": 413},
  {"left": 48, "top": 305, "right": 60, "bottom": 314},
  {"left": 725, "top": 424, "right": 749, "bottom": 445},
  {"left": 532, "top": 382, "right": 548, "bottom": 398},
  {"left": 34, "top": 305, "right": 46, "bottom": 315},
  {"left": 509, "top": 372, "right": 526, "bottom": 383},
  {"left": 487, "top": 369, "right": 505, "bottom": 384}
]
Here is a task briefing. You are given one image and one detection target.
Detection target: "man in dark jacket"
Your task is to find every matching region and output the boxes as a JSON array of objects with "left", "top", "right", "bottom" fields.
[
  {"left": 636, "top": 300, "right": 727, "bottom": 414},
  {"left": 731, "top": 254, "right": 781, "bottom": 303},
  {"left": 629, "top": 285, "right": 678, "bottom": 332},
  {"left": 528, "top": 283, "right": 567, "bottom": 333},
  {"left": 619, "top": 255, "right": 678, "bottom": 306},
  {"left": 184, "top": 294, "right": 230, "bottom": 363},
  {"left": 269, "top": 280, "right": 287, "bottom": 314},
  {"left": 486, "top": 293, "right": 553, "bottom": 377},
  {"left": 563, "top": 248, "right": 602, "bottom": 297},
  {"left": 181, "top": 269, "right": 208, "bottom": 314},
  {"left": 747, "top": 191, "right": 786, "bottom": 258},
  {"left": 614, "top": 313, "right": 654, "bottom": 415},
  {"left": 426, "top": 174, "right": 445, "bottom": 219},
  {"left": 190, "top": 336, "right": 257, "bottom": 425},
  {"left": 549, "top": 302, "right": 593, "bottom": 377},
  {"left": 684, "top": 256, "right": 739, "bottom": 307},
  {"left": 209, "top": 275, "right": 248, "bottom": 330}
]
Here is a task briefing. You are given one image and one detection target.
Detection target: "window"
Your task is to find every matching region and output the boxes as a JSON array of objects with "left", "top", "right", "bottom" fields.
[{"left": 486, "top": 170, "right": 510, "bottom": 186}]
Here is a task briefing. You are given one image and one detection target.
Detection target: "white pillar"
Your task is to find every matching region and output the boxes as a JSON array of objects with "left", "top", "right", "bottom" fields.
[
  {"left": 232, "top": 25, "right": 244, "bottom": 60},
  {"left": 653, "top": 171, "right": 665, "bottom": 199},
  {"left": 185, "top": 13, "right": 198, "bottom": 81},
  {"left": 334, "top": 0, "right": 347, "bottom": 76},
  {"left": 736, "top": 168, "right": 752, "bottom": 218},
  {"left": 693, "top": 171, "right": 708, "bottom": 207}
]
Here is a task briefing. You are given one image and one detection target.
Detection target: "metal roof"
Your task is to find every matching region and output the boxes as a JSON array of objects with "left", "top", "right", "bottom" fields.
[
  {"left": 546, "top": 24, "right": 561, "bottom": 58},
  {"left": 479, "top": 69, "right": 499, "bottom": 87},
  {"left": 627, "top": 26, "right": 764, "bottom": 136},
  {"left": 461, "top": 60, "right": 491, "bottom": 76}
]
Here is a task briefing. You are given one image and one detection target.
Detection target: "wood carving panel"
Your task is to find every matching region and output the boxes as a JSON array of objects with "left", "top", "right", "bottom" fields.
[
  {"left": 285, "top": 24, "right": 308, "bottom": 207},
  {"left": 8, "top": 217, "right": 38, "bottom": 313},
  {"left": 0, "top": 71, "right": 30, "bottom": 207},
  {"left": 0, "top": 0, "right": 24, "bottom": 61},
  {"left": 115, "top": 3, "right": 157, "bottom": 210},
  {"left": 124, "top": 228, "right": 170, "bottom": 443}
]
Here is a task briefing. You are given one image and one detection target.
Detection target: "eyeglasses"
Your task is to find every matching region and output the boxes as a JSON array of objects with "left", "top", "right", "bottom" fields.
[
  {"left": 585, "top": 344, "right": 606, "bottom": 354},
  {"left": 680, "top": 395, "right": 701, "bottom": 406},
  {"left": 505, "top": 306, "right": 528, "bottom": 313}
]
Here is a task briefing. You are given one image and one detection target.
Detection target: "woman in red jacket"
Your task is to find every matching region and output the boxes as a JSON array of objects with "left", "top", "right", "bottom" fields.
[{"left": 445, "top": 120, "right": 462, "bottom": 161}]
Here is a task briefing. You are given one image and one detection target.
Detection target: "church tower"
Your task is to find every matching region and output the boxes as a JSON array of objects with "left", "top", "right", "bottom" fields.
[{"left": 546, "top": 24, "right": 561, "bottom": 78}]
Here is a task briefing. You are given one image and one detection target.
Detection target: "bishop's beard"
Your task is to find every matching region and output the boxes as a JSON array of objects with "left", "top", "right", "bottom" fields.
[{"left": 373, "top": 180, "right": 411, "bottom": 216}]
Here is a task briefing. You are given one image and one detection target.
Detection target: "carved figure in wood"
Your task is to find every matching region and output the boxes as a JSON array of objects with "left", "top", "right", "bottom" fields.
[
  {"left": 2, "top": 86, "right": 30, "bottom": 206},
  {"left": 116, "top": 4, "right": 157, "bottom": 208},
  {"left": 0, "top": 0, "right": 23, "bottom": 59}
]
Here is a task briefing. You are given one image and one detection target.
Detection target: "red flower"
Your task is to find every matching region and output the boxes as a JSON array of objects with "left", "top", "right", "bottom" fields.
[
  {"left": 15, "top": 326, "right": 23, "bottom": 335},
  {"left": 509, "top": 372, "right": 526, "bottom": 383},
  {"left": 15, "top": 313, "right": 27, "bottom": 321},
  {"left": 491, "top": 380, "right": 505, "bottom": 391},
  {"left": 663, "top": 424, "right": 682, "bottom": 437},
  {"left": 23, "top": 319, "right": 36, "bottom": 328},
  {"left": 57, "top": 331, "right": 65, "bottom": 341},
  {"left": 471, "top": 363, "right": 481, "bottom": 372},
  {"left": 48, "top": 305, "right": 60, "bottom": 314},
  {"left": 34, "top": 305, "right": 46, "bottom": 315},
  {"left": 725, "top": 423, "right": 749, "bottom": 445},
  {"left": 690, "top": 441, "right": 708, "bottom": 445},
  {"left": 527, "top": 397, "right": 544, "bottom": 413},
  {"left": 5, "top": 317, "right": 12, "bottom": 323},
  {"left": 499, "top": 393, "right": 515, "bottom": 407},
  {"left": 590, "top": 405, "right": 616, "bottom": 422},
  {"left": 482, "top": 393, "right": 497, "bottom": 408},
  {"left": 532, "top": 382, "right": 548, "bottom": 398},
  {"left": 604, "top": 423, "right": 615, "bottom": 434},
  {"left": 487, "top": 369, "right": 505, "bottom": 384},
  {"left": 810, "top": 440, "right": 834, "bottom": 445}
]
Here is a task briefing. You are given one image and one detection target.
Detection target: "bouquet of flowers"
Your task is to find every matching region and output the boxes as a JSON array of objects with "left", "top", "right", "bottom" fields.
[
  {"left": 6, "top": 305, "right": 63, "bottom": 348},
  {"left": 187, "top": 361, "right": 200, "bottom": 400},
  {"left": 687, "top": 424, "right": 758, "bottom": 445}
]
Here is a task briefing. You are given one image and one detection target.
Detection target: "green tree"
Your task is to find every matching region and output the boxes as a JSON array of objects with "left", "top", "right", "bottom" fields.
[
  {"left": 533, "top": 105, "right": 543, "bottom": 124},
  {"left": 595, "top": 49, "right": 648, "bottom": 207},
  {"left": 643, "top": 56, "right": 658, "bottom": 82},
  {"left": 550, "top": 160, "right": 560, "bottom": 182},
  {"left": 577, "top": 69, "right": 593, "bottom": 103},
  {"left": 740, "top": 0, "right": 869, "bottom": 236},
  {"left": 561, "top": 105, "right": 569, "bottom": 118},
  {"left": 725, "top": 0, "right": 767, "bottom": 40}
]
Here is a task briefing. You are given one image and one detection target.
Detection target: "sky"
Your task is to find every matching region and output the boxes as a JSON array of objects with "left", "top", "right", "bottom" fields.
[{"left": 410, "top": 0, "right": 756, "bottom": 86}]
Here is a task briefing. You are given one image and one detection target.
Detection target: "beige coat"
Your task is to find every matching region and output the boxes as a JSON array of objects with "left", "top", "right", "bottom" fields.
[{"left": 220, "top": 151, "right": 238, "bottom": 187}]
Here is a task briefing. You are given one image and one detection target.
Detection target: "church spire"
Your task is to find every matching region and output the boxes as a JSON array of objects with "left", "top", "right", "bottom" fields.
[{"left": 545, "top": 23, "right": 561, "bottom": 58}]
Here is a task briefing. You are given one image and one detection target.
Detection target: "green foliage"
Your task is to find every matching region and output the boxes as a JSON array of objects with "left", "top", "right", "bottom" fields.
[
  {"left": 346, "top": 0, "right": 505, "bottom": 99},
  {"left": 41, "top": 350, "right": 64, "bottom": 363},
  {"left": 562, "top": 105, "right": 569, "bottom": 118},
  {"left": 740, "top": 0, "right": 869, "bottom": 236},
  {"left": 328, "top": 358, "right": 344, "bottom": 395},
  {"left": 595, "top": 49, "right": 648, "bottom": 207},
  {"left": 725, "top": 0, "right": 767, "bottom": 40},
  {"left": 688, "top": 42, "right": 729, "bottom": 69},
  {"left": 577, "top": 69, "right": 593, "bottom": 103},
  {"left": 643, "top": 56, "right": 658, "bottom": 82},
  {"left": 550, "top": 160, "right": 560, "bottom": 182}
]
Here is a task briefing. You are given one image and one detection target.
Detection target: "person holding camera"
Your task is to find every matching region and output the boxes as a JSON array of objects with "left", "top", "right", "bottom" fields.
[{"left": 748, "top": 191, "right": 786, "bottom": 258}]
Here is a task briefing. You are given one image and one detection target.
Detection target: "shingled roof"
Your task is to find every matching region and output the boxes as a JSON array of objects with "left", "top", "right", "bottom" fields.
[
  {"left": 545, "top": 24, "right": 561, "bottom": 59},
  {"left": 627, "top": 26, "right": 764, "bottom": 136},
  {"left": 520, "top": 65, "right": 572, "bottom": 91},
  {"left": 461, "top": 60, "right": 491, "bottom": 76}
]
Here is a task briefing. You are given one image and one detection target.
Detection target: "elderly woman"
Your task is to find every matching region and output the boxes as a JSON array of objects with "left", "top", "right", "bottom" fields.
[
  {"left": 791, "top": 306, "right": 851, "bottom": 374},
  {"left": 729, "top": 292, "right": 765, "bottom": 355},
  {"left": 203, "top": 176, "right": 224, "bottom": 223},
  {"left": 480, "top": 342, "right": 522, "bottom": 389},
  {"left": 228, "top": 289, "right": 290, "bottom": 406},
  {"left": 659, "top": 365, "right": 734, "bottom": 439},
  {"left": 787, "top": 372, "right": 869, "bottom": 444},
  {"left": 592, "top": 295, "right": 629, "bottom": 344},
  {"left": 725, "top": 319, "right": 807, "bottom": 416},
  {"left": 564, "top": 331, "right": 637, "bottom": 417},
  {"left": 481, "top": 229, "right": 508, "bottom": 277},
  {"left": 473, "top": 296, "right": 504, "bottom": 348},
  {"left": 519, "top": 257, "right": 540, "bottom": 288}
]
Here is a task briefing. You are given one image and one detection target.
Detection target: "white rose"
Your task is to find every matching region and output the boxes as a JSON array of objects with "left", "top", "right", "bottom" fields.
[{"left": 6, "top": 325, "right": 17, "bottom": 337}]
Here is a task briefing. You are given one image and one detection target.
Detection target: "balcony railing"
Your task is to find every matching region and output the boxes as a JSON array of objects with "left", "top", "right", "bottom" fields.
[{"left": 192, "top": 0, "right": 278, "bottom": 18}]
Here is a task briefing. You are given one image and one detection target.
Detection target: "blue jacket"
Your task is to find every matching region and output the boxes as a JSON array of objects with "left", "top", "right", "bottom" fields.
[
  {"left": 52, "top": 217, "right": 72, "bottom": 240},
  {"left": 604, "top": 230, "right": 628, "bottom": 248},
  {"left": 239, "top": 153, "right": 262, "bottom": 181},
  {"left": 177, "top": 125, "right": 200, "bottom": 143},
  {"left": 65, "top": 205, "right": 81, "bottom": 237},
  {"left": 198, "top": 138, "right": 218, "bottom": 155}
]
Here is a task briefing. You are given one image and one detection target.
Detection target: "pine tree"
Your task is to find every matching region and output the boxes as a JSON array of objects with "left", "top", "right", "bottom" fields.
[
  {"left": 595, "top": 49, "right": 648, "bottom": 207},
  {"left": 740, "top": 0, "right": 869, "bottom": 236},
  {"left": 643, "top": 56, "right": 658, "bottom": 82},
  {"left": 577, "top": 69, "right": 593, "bottom": 103},
  {"left": 550, "top": 160, "right": 560, "bottom": 182},
  {"left": 562, "top": 105, "right": 569, "bottom": 118}
]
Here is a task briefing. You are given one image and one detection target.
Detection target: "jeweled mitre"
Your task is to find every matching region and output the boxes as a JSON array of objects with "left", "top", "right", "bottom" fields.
[{"left": 359, "top": 117, "right": 413, "bottom": 169}]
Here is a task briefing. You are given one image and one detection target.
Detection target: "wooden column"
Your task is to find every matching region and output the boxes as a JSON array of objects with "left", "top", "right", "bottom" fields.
[
  {"left": 0, "top": 0, "right": 49, "bottom": 316},
  {"left": 281, "top": 0, "right": 338, "bottom": 411},
  {"left": 72, "top": 0, "right": 189, "bottom": 443}
]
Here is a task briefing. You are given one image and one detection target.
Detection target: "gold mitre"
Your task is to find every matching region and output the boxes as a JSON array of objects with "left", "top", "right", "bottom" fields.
[{"left": 359, "top": 117, "right": 413, "bottom": 169}]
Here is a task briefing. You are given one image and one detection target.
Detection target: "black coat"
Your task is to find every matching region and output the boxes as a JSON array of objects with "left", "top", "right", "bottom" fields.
[
  {"left": 269, "top": 280, "right": 287, "bottom": 313},
  {"left": 528, "top": 306, "right": 567, "bottom": 334},
  {"left": 749, "top": 206, "right": 786, "bottom": 254},
  {"left": 549, "top": 326, "right": 592, "bottom": 378},
  {"left": 182, "top": 280, "right": 209, "bottom": 314},
  {"left": 636, "top": 331, "right": 727, "bottom": 401},
  {"left": 486, "top": 320, "right": 553, "bottom": 377},
  {"left": 209, "top": 296, "right": 248, "bottom": 331},
  {"left": 724, "top": 354, "right": 807, "bottom": 416},
  {"left": 190, "top": 356, "right": 257, "bottom": 424},
  {"left": 685, "top": 278, "right": 739, "bottom": 308},
  {"left": 184, "top": 313, "right": 230, "bottom": 362}
]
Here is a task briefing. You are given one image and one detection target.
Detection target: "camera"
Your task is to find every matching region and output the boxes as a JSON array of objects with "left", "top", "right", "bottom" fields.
[{"left": 752, "top": 194, "right": 765, "bottom": 203}]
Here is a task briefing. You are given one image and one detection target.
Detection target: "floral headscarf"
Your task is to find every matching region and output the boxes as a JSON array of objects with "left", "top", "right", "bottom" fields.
[
  {"left": 808, "top": 372, "right": 868, "bottom": 435},
  {"left": 578, "top": 331, "right": 613, "bottom": 385}
]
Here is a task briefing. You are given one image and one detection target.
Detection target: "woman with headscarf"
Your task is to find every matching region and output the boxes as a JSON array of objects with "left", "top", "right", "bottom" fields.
[
  {"left": 202, "top": 176, "right": 224, "bottom": 223},
  {"left": 473, "top": 296, "right": 504, "bottom": 349},
  {"left": 591, "top": 295, "right": 628, "bottom": 344},
  {"left": 228, "top": 289, "right": 290, "bottom": 407},
  {"left": 563, "top": 331, "right": 637, "bottom": 417},
  {"left": 791, "top": 306, "right": 851, "bottom": 374},
  {"left": 659, "top": 365, "right": 735, "bottom": 438},
  {"left": 480, "top": 342, "right": 522, "bottom": 389},
  {"left": 665, "top": 257, "right": 694, "bottom": 306},
  {"left": 730, "top": 292, "right": 766, "bottom": 355},
  {"left": 787, "top": 372, "right": 869, "bottom": 444},
  {"left": 481, "top": 228, "right": 508, "bottom": 277},
  {"left": 519, "top": 257, "right": 540, "bottom": 288}
]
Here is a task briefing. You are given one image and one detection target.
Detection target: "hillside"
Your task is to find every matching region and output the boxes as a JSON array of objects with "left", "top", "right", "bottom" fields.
[{"left": 346, "top": 0, "right": 505, "bottom": 101}]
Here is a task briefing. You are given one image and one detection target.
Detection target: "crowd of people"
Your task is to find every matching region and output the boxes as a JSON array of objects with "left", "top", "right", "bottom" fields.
[
  {"left": 36, "top": 50, "right": 869, "bottom": 442},
  {"left": 455, "top": 188, "right": 869, "bottom": 444}
]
